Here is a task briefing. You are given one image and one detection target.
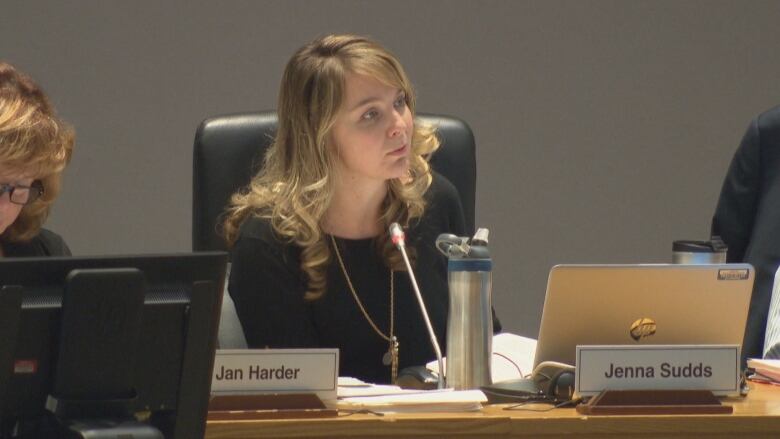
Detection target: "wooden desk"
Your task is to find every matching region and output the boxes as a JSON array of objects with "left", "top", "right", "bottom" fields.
[{"left": 205, "top": 382, "right": 780, "bottom": 438}]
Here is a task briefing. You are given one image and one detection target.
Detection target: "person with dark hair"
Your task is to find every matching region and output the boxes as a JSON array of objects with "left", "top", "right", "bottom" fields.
[
  {"left": 712, "top": 105, "right": 780, "bottom": 360},
  {"left": 0, "top": 62, "right": 74, "bottom": 257}
]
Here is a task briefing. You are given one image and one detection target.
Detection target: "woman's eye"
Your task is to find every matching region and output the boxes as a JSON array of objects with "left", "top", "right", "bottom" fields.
[
  {"left": 394, "top": 95, "right": 406, "bottom": 109},
  {"left": 361, "top": 110, "right": 379, "bottom": 121}
]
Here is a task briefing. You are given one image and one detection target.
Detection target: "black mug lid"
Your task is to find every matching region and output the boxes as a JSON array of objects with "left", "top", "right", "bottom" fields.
[{"left": 672, "top": 236, "right": 727, "bottom": 253}]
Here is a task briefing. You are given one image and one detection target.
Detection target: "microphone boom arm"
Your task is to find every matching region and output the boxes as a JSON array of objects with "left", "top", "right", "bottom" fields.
[{"left": 390, "top": 223, "right": 445, "bottom": 389}]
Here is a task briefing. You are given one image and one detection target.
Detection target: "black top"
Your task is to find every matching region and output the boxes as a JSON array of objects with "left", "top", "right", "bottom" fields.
[
  {"left": 229, "top": 173, "right": 501, "bottom": 383},
  {"left": 1, "top": 228, "right": 71, "bottom": 257},
  {"left": 712, "top": 104, "right": 780, "bottom": 360}
]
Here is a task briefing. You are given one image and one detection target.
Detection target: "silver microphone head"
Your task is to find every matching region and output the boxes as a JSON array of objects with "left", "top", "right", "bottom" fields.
[{"left": 389, "top": 222, "right": 405, "bottom": 248}]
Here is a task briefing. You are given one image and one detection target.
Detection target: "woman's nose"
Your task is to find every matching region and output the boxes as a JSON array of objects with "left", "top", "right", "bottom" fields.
[{"left": 388, "top": 113, "right": 407, "bottom": 138}]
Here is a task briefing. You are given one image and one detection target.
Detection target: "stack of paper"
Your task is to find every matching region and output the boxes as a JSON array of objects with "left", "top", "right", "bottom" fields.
[
  {"left": 338, "top": 377, "right": 486, "bottom": 413},
  {"left": 337, "top": 388, "right": 487, "bottom": 413},
  {"left": 747, "top": 358, "right": 780, "bottom": 385},
  {"left": 337, "top": 377, "right": 419, "bottom": 398}
]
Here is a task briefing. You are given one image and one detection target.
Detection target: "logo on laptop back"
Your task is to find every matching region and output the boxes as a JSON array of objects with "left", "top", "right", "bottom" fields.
[
  {"left": 630, "top": 318, "right": 656, "bottom": 341},
  {"left": 717, "top": 269, "right": 749, "bottom": 281}
]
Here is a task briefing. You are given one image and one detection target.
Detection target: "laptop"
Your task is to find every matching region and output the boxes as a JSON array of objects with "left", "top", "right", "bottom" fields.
[{"left": 533, "top": 264, "right": 754, "bottom": 368}]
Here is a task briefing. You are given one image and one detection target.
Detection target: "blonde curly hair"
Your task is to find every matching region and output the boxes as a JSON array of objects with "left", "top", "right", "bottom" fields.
[
  {"left": 223, "top": 34, "right": 439, "bottom": 300},
  {"left": 0, "top": 62, "right": 74, "bottom": 242}
]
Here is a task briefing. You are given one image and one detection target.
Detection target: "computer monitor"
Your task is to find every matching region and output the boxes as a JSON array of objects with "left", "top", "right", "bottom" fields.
[{"left": 0, "top": 252, "right": 227, "bottom": 439}]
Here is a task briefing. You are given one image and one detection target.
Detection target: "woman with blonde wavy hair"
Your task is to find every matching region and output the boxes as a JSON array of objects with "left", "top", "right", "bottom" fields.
[
  {"left": 0, "top": 62, "right": 74, "bottom": 257},
  {"left": 225, "top": 34, "right": 496, "bottom": 383}
]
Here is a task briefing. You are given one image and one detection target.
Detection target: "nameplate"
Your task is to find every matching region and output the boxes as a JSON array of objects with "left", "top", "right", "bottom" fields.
[
  {"left": 575, "top": 345, "right": 740, "bottom": 397},
  {"left": 211, "top": 349, "right": 339, "bottom": 401}
]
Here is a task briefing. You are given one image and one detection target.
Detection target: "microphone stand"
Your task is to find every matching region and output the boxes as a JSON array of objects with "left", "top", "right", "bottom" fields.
[{"left": 390, "top": 223, "right": 445, "bottom": 389}]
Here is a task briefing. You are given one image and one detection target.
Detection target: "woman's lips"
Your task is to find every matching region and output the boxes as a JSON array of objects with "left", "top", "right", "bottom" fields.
[{"left": 388, "top": 144, "right": 408, "bottom": 156}]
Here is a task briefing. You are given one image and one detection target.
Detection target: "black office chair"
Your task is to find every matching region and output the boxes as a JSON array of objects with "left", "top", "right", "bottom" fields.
[{"left": 192, "top": 111, "right": 477, "bottom": 348}]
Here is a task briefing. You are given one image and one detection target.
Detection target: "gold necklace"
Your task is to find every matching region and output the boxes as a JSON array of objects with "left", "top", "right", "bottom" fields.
[{"left": 330, "top": 234, "right": 398, "bottom": 383}]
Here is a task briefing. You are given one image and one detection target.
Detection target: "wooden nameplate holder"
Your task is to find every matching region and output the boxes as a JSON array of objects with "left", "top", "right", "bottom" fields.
[
  {"left": 575, "top": 389, "right": 733, "bottom": 415},
  {"left": 207, "top": 393, "right": 338, "bottom": 420}
]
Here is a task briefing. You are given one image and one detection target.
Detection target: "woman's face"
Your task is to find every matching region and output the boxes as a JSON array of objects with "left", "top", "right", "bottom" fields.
[
  {"left": 0, "top": 167, "right": 33, "bottom": 235},
  {"left": 330, "top": 72, "right": 413, "bottom": 185}
]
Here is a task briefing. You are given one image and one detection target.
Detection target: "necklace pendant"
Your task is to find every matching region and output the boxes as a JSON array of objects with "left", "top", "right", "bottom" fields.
[
  {"left": 382, "top": 337, "right": 399, "bottom": 366},
  {"left": 382, "top": 349, "right": 393, "bottom": 366}
]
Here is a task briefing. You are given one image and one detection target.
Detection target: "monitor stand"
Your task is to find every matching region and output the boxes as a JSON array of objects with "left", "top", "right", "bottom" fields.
[{"left": 47, "top": 268, "right": 151, "bottom": 438}]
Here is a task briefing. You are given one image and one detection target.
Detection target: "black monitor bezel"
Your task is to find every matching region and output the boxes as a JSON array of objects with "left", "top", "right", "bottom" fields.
[{"left": 0, "top": 252, "right": 227, "bottom": 439}]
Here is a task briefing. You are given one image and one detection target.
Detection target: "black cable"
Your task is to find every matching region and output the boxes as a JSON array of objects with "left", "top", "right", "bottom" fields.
[
  {"left": 338, "top": 408, "right": 385, "bottom": 417},
  {"left": 503, "top": 397, "right": 585, "bottom": 412},
  {"left": 482, "top": 388, "right": 551, "bottom": 404}
]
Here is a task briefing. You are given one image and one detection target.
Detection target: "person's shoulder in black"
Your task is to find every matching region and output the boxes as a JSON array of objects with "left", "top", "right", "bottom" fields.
[
  {"left": 2, "top": 228, "right": 71, "bottom": 257},
  {"left": 234, "top": 214, "right": 303, "bottom": 274},
  {"left": 237, "top": 213, "right": 284, "bottom": 250},
  {"left": 416, "top": 170, "right": 467, "bottom": 237},
  {"left": 713, "top": 104, "right": 780, "bottom": 263},
  {"left": 228, "top": 214, "right": 317, "bottom": 348},
  {"left": 712, "top": 104, "right": 780, "bottom": 360}
]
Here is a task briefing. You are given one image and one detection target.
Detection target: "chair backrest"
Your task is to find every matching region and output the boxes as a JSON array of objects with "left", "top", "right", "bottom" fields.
[{"left": 193, "top": 111, "right": 477, "bottom": 252}]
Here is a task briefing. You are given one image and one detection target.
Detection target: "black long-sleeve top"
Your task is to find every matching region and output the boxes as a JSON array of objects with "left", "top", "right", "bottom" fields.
[
  {"left": 229, "top": 172, "right": 501, "bottom": 383},
  {"left": 1, "top": 228, "right": 71, "bottom": 257}
]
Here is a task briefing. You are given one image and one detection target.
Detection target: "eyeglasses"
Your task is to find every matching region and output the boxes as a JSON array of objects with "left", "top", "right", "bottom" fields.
[{"left": 0, "top": 181, "right": 44, "bottom": 205}]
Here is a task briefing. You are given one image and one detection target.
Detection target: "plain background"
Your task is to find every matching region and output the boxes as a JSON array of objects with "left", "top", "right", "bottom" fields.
[{"left": 2, "top": 0, "right": 779, "bottom": 338}]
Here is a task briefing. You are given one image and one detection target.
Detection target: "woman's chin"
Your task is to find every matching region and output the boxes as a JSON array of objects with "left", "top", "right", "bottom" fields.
[{"left": 386, "top": 158, "right": 410, "bottom": 179}]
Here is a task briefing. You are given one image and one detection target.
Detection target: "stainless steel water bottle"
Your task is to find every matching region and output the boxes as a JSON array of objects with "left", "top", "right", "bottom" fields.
[{"left": 437, "top": 229, "right": 493, "bottom": 390}]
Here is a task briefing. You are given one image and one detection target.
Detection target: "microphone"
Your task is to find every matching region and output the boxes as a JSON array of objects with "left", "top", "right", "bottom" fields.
[{"left": 389, "top": 222, "right": 445, "bottom": 389}]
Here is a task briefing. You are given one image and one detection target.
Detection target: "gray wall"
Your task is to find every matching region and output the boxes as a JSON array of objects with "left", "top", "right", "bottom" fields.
[{"left": 2, "top": 0, "right": 780, "bottom": 338}]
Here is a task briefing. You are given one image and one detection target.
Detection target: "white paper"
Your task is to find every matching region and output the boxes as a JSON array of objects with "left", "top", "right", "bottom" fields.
[
  {"left": 747, "top": 358, "right": 780, "bottom": 382},
  {"left": 747, "top": 358, "right": 780, "bottom": 372},
  {"left": 337, "top": 376, "right": 370, "bottom": 387},
  {"left": 338, "top": 384, "right": 423, "bottom": 398},
  {"left": 337, "top": 389, "right": 486, "bottom": 413},
  {"left": 491, "top": 333, "right": 538, "bottom": 380}
]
